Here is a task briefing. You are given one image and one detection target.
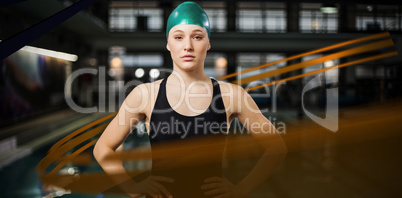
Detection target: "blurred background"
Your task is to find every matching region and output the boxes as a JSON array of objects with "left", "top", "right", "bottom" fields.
[{"left": 1, "top": 0, "right": 402, "bottom": 197}]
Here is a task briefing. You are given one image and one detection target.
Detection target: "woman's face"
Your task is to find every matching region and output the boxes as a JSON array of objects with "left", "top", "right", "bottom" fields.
[{"left": 167, "top": 24, "right": 211, "bottom": 72}]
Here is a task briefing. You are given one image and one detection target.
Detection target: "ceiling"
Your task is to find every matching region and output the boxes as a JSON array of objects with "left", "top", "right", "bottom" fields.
[
  {"left": 9, "top": 0, "right": 402, "bottom": 40},
  {"left": 6, "top": 0, "right": 402, "bottom": 58},
  {"left": 8, "top": 0, "right": 110, "bottom": 38}
]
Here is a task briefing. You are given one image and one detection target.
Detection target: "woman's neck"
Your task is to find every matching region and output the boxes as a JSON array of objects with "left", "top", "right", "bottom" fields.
[{"left": 170, "top": 67, "right": 210, "bottom": 87}]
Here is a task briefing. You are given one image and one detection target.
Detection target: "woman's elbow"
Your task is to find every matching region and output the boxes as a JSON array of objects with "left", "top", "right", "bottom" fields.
[
  {"left": 93, "top": 141, "right": 104, "bottom": 162},
  {"left": 278, "top": 140, "right": 287, "bottom": 159},
  {"left": 269, "top": 139, "right": 287, "bottom": 159}
]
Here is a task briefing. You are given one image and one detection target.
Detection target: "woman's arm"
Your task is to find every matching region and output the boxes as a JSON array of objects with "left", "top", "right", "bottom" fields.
[
  {"left": 234, "top": 85, "right": 288, "bottom": 196},
  {"left": 93, "top": 84, "right": 146, "bottom": 196},
  {"left": 93, "top": 83, "right": 174, "bottom": 198},
  {"left": 201, "top": 84, "right": 287, "bottom": 197}
]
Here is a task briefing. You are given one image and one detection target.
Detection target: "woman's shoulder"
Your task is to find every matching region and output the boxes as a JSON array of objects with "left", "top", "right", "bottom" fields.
[
  {"left": 214, "top": 79, "right": 245, "bottom": 96},
  {"left": 125, "top": 79, "right": 164, "bottom": 103},
  {"left": 141, "top": 78, "right": 163, "bottom": 89},
  {"left": 131, "top": 78, "right": 163, "bottom": 92}
]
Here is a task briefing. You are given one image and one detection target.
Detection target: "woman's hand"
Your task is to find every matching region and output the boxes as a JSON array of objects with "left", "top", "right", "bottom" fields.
[
  {"left": 126, "top": 175, "right": 174, "bottom": 198},
  {"left": 201, "top": 177, "right": 245, "bottom": 198}
]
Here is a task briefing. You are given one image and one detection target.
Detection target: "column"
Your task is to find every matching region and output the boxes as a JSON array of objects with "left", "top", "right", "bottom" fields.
[{"left": 286, "top": 2, "right": 299, "bottom": 32}]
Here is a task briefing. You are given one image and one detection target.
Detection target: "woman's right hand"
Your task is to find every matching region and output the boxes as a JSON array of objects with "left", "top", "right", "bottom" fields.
[{"left": 126, "top": 175, "right": 174, "bottom": 198}]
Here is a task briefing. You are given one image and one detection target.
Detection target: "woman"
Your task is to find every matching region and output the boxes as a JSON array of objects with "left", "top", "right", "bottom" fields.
[{"left": 93, "top": 2, "right": 287, "bottom": 198}]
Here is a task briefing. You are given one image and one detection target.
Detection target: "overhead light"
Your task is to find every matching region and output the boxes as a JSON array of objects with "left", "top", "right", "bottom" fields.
[
  {"left": 135, "top": 68, "right": 145, "bottom": 78},
  {"left": 311, "top": 20, "right": 321, "bottom": 30},
  {"left": 320, "top": 3, "right": 338, "bottom": 14},
  {"left": 110, "top": 57, "right": 123, "bottom": 68},
  {"left": 324, "top": 60, "right": 335, "bottom": 68},
  {"left": 215, "top": 57, "right": 228, "bottom": 68},
  {"left": 20, "top": 46, "right": 78, "bottom": 62},
  {"left": 0, "top": 40, "right": 78, "bottom": 62},
  {"left": 149, "top": 68, "right": 160, "bottom": 79},
  {"left": 88, "top": 58, "right": 97, "bottom": 66}
]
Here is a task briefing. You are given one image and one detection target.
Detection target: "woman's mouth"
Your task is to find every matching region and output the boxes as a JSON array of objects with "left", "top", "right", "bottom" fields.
[{"left": 181, "top": 54, "right": 195, "bottom": 61}]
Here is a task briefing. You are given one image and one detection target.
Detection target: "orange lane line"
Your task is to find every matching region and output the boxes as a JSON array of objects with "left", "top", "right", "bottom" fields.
[
  {"left": 48, "top": 113, "right": 116, "bottom": 153},
  {"left": 235, "top": 39, "right": 394, "bottom": 85},
  {"left": 39, "top": 110, "right": 402, "bottom": 194},
  {"left": 57, "top": 153, "right": 92, "bottom": 165},
  {"left": 217, "top": 32, "right": 390, "bottom": 80},
  {"left": 246, "top": 51, "right": 398, "bottom": 91},
  {"left": 37, "top": 123, "right": 107, "bottom": 173},
  {"left": 47, "top": 139, "right": 97, "bottom": 176},
  {"left": 85, "top": 102, "right": 402, "bottom": 162}
]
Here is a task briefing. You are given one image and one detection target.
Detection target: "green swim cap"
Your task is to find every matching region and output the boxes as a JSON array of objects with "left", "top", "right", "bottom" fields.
[{"left": 166, "top": 1, "right": 210, "bottom": 38}]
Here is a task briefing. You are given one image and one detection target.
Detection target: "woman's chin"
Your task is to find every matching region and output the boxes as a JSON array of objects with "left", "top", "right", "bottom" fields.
[{"left": 176, "top": 62, "right": 202, "bottom": 72}]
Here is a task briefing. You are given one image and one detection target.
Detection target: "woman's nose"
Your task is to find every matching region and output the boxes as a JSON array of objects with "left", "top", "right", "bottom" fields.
[{"left": 183, "top": 38, "right": 193, "bottom": 51}]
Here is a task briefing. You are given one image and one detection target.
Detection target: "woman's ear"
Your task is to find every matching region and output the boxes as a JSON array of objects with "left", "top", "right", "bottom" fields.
[
  {"left": 207, "top": 42, "right": 211, "bottom": 50},
  {"left": 166, "top": 42, "right": 170, "bottom": 51}
]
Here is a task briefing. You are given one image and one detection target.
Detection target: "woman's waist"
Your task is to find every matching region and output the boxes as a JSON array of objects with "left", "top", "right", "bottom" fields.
[
  {"left": 149, "top": 167, "right": 222, "bottom": 198},
  {"left": 151, "top": 164, "right": 222, "bottom": 179}
]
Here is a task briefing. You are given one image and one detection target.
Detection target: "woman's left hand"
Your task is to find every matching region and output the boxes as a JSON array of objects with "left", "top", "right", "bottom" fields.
[{"left": 200, "top": 177, "right": 245, "bottom": 198}]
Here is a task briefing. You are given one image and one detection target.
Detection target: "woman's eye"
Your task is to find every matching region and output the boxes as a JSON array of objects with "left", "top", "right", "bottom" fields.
[
  {"left": 194, "top": 36, "right": 203, "bottom": 40},
  {"left": 174, "top": 36, "right": 182, "bottom": 40}
]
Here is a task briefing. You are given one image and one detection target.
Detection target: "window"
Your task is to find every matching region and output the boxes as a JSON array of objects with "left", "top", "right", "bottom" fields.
[
  {"left": 109, "top": 8, "right": 135, "bottom": 31},
  {"left": 108, "top": 46, "right": 163, "bottom": 67},
  {"left": 118, "top": 54, "right": 163, "bottom": 67},
  {"left": 204, "top": 53, "right": 227, "bottom": 78},
  {"left": 204, "top": 9, "right": 227, "bottom": 32},
  {"left": 109, "top": 1, "right": 163, "bottom": 32},
  {"left": 266, "top": 10, "right": 287, "bottom": 33},
  {"left": 356, "top": 4, "right": 402, "bottom": 31},
  {"left": 302, "top": 54, "right": 339, "bottom": 85},
  {"left": 237, "top": 9, "right": 264, "bottom": 32},
  {"left": 237, "top": 53, "right": 286, "bottom": 83},
  {"left": 237, "top": 2, "right": 286, "bottom": 33},
  {"left": 300, "top": 3, "right": 338, "bottom": 33}
]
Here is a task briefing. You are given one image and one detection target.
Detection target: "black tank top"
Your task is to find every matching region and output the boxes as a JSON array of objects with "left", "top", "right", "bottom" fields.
[{"left": 148, "top": 75, "right": 228, "bottom": 198}]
